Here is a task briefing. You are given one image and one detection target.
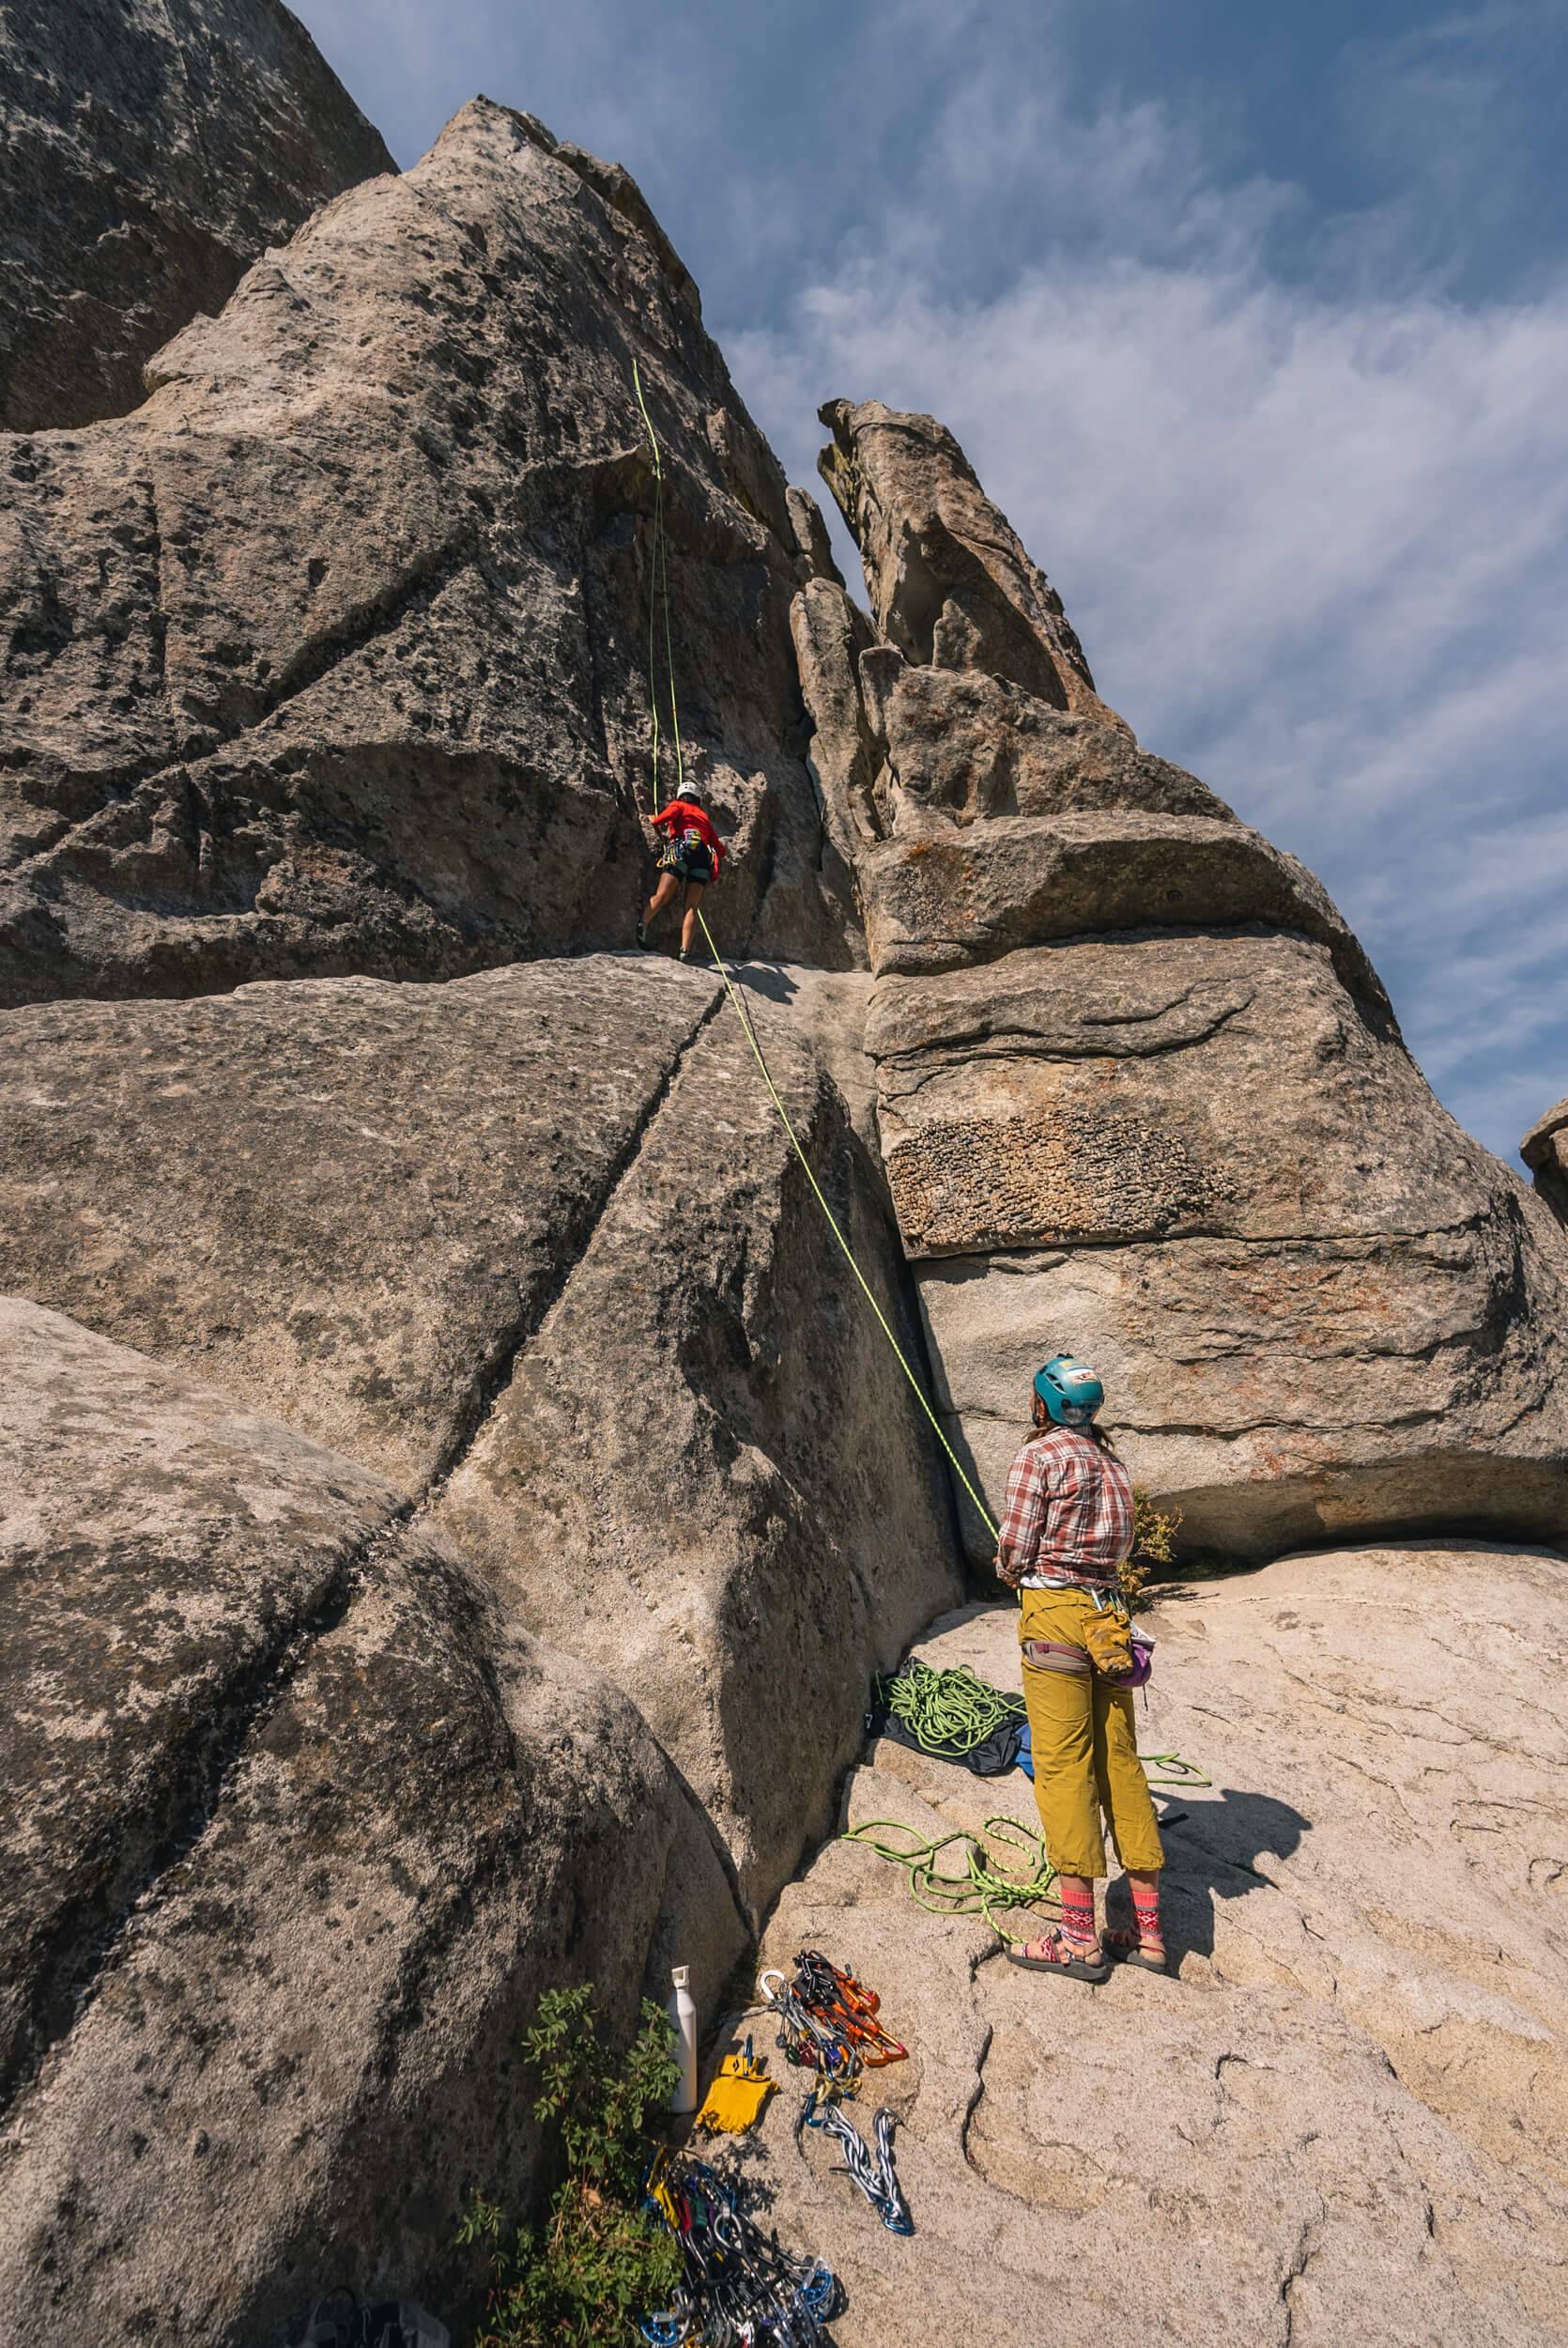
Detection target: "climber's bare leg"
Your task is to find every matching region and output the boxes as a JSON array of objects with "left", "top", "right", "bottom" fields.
[
  {"left": 680, "top": 881, "right": 706, "bottom": 956},
  {"left": 642, "top": 871, "right": 680, "bottom": 936}
]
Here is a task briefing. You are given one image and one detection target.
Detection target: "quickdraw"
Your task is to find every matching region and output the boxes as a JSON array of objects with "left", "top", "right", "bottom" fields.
[
  {"left": 641, "top": 2149, "right": 837, "bottom": 2347},
  {"left": 797, "top": 2087, "right": 913, "bottom": 2235},
  {"left": 760, "top": 1951, "right": 907, "bottom": 2082},
  {"left": 790, "top": 1949, "right": 907, "bottom": 2069}
]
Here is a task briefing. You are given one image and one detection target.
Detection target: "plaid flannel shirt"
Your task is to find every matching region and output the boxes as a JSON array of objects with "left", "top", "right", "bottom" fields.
[{"left": 997, "top": 1427, "right": 1135, "bottom": 1589}]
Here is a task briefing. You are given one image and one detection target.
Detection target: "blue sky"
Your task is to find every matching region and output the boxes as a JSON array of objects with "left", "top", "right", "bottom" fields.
[{"left": 296, "top": 0, "right": 1567, "bottom": 1165}]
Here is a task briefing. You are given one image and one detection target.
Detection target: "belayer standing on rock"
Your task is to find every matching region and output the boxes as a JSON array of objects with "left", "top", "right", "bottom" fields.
[
  {"left": 638, "top": 794, "right": 726, "bottom": 964},
  {"left": 994, "top": 1356, "right": 1166, "bottom": 1982}
]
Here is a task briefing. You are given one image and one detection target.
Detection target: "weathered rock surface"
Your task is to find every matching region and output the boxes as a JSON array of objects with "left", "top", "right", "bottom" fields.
[
  {"left": 0, "top": 949, "right": 961, "bottom": 1929},
  {"left": 817, "top": 398, "right": 1110, "bottom": 720},
  {"left": 1523, "top": 1097, "right": 1568, "bottom": 1227},
  {"left": 804, "top": 399, "right": 1568, "bottom": 1557},
  {"left": 0, "top": 954, "right": 723, "bottom": 1489},
  {"left": 0, "top": 99, "right": 854, "bottom": 1008},
  {"left": 0, "top": 1294, "right": 745, "bottom": 2346},
  {"left": 428, "top": 965, "right": 961, "bottom": 1914},
  {"left": 0, "top": 0, "right": 393, "bottom": 433},
  {"left": 717, "top": 1546, "right": 1568, "bottom": 2347}
]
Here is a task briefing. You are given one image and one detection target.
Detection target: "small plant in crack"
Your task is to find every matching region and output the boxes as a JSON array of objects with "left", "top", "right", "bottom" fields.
[{"left": 457, "top": 1984, "right": 681, "bottom": 2348}]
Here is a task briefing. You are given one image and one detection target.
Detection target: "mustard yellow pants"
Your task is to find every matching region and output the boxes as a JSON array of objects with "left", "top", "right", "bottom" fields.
[{"left": 1019, "top": 1587, "right": 1164, "bottom": 1879}]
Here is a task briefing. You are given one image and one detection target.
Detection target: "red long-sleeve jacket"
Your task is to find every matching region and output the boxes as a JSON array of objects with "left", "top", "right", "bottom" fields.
[{"left": 652, "top": 799, "right": 726, "bottom": 872}]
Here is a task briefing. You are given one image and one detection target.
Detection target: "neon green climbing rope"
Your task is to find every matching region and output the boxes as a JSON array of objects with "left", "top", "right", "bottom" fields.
[
  {"left": 840, "top": 1815, "right": 1059, "bottom": 1943},
  {"left": 884, "top": 1659, "right": 1025, "bottom": 1752},
  {"left": 628, "top": 360, "right": 1000, "bottom": 1540}
]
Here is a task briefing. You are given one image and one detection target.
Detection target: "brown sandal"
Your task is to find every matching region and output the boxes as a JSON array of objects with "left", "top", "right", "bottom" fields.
[{"left": 1006, "top": 1928, "right": 1109, "bottom": 1983}]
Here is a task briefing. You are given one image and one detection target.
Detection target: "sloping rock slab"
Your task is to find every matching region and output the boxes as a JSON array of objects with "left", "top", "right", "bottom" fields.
[
  {"left": 429, "top": 973, "right": 963, "bottom": 1914},
  {"left": 0, "top": 950, "right": 961, "bottom": 1926},
  {"left": 0, "top": 99, "right": 850, "bottom": 1006},
  {"left": 0, "top": 1295, "right": 743, "bottom": 2347},
  {"left": 0, "top": 0, "right": 393, "bottom": 432},
  {"left": 0, "top": 953, "right": 720, "bottom": 1489},
  {"left": 713, "top": 1548, "right": 1568, "bottom": 2348}
]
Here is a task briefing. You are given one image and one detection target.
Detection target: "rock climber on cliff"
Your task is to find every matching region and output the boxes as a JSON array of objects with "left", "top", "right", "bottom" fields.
[
  {"left": 993, "top": 1356, "right": 1166, "bottom": 1981},
  {"left": 638, "top": 793, "right": 726, "bottom": 963}
]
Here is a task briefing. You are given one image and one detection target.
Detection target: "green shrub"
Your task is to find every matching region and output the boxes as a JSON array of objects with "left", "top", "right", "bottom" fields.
[
  {"left": 1120, "top": 1490, "right": 1183, "bottom": 1612},
  {"left": 457, "top": 1985, "right": 683, "bottom": 2348}
]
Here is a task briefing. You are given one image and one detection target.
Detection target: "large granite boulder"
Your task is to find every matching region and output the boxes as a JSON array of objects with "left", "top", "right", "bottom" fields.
[
  {"left": 0, "top": 100, "right": 854, "bottom": 1009},
  {"left": 0, "top": 951, "right": 961, "bottom": 1927},
  {"left": 0, "top": 0, "right": 392, "bottom": 432},
  {"left": 725, "top": 1544, "right": 1568, "bottom": 2347},
  {"left": 1523, "top": 1097, "right": 1568, "bottom": 1227},
  {"left": 808, "top": 400, "right": 1568, "bottom": 1558},
  {"left": 0, "top": 1294, "right": 744, "bottom": 2346}
]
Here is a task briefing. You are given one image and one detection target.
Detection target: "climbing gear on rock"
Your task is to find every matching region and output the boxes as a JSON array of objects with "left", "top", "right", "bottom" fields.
[
  {"left": 642, "top": 2147, "right": 837, "bottom": 2345},
  {"left": 793, "top": 1948, "right": 907, "bottom": 2067},
  {"left": 797, "top": 2084, "right": 913, "bottom": 2234},
  {"left": 288, "top": 2296, "right": 448, "bottom": 2348},
  {"left": 1034, "top": 1355, "right": 1105, "bottom": 1427},
  {"left": 761, "top": 1951, "right": 907, "bottom": 2081},
  {"left": 873, "top": 1658, "right": 1026, "bottom": 1762},
  {"left": 841, "top": 1814, "right": 1060, "bottom": 1942},
  {"left": 692, "top": 2039, "right": 776, "bottom": 2135}
]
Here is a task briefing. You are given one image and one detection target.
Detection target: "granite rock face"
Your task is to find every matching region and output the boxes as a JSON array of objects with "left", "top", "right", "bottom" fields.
[
  {"left": 807, "top": 399, "right": 1568, "bottom": 1557},
  {"left": 0, "top": 1295, "right": 744, "bottom": 2347},
  {"left": 1523, "top": 1097, "right": 1568, "bottom": 1227},
  {"left": 0, "top": 951, "right": 961, "bottom": 1928},
  {"left": 0, "top": 99, "right": 854, "bottom": 1008},
  {"left": 0, "top": 0, "right": 392, "bottom": 433},
  {"left": 728, "top": 1547, "right": 1568, "bottom": 2348}
]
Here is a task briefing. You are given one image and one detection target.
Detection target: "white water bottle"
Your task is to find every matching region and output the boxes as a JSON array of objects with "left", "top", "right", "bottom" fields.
[{"left": 667, "top": 1964, "right": 698, "bottom": 2115}]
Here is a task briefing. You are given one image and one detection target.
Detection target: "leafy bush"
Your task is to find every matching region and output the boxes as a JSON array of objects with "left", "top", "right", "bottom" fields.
[
  {"left": 1121, "top": 1490, "right": 1183, "bottom": 1611},
  {"left": 458, "top": 1985, "right": 682, "bottom": 2348}
]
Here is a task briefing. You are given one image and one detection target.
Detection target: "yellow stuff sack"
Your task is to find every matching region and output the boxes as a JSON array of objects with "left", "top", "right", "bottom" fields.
[{"left": 1083, "top": 1594, "right": 1134, "bottom": 1680}]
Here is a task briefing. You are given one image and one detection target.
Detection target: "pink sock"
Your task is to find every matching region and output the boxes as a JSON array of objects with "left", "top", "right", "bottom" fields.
[
  {"left": 1060, "top": 1885, "right": 1097, "bottom": 1944},
  {"left": 1131, "top": 1882, "right": 1161, "bottom": 1939}
]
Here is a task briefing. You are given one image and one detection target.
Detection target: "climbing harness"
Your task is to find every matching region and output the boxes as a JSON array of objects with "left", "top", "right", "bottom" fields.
[
  {"left": 840, "top": 1814, "right": 1060, "bottom": 1944},
  {"left": 642, "top": 2148, "right": 837, "bottom": 2346},
  {"left": 797, "top": 2087, "right": 913, "bottom": 2235}
]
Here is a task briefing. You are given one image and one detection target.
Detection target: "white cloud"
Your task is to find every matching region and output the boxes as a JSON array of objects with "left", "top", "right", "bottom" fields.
[{"left": 720, "top": 41, "right": 1568, "bottom": 1162}]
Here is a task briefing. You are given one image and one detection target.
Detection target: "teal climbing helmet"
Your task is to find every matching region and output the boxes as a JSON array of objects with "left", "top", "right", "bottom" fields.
[{"left": 1034, "top": 1354, "right": 1104, "bottom": 1428}]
